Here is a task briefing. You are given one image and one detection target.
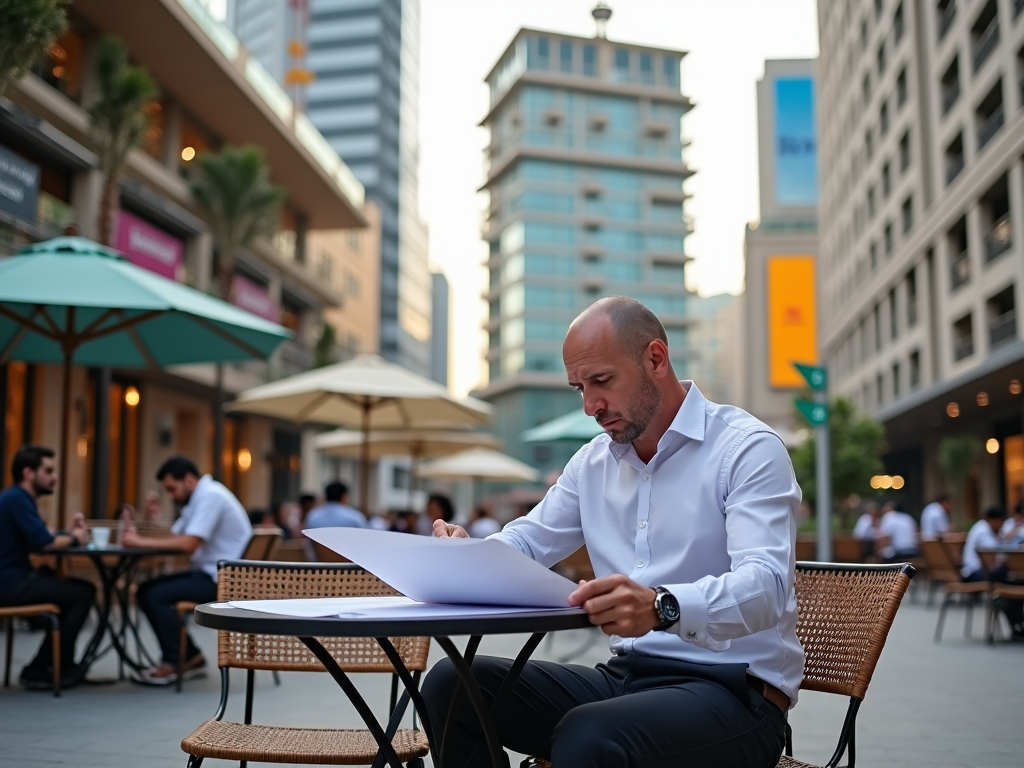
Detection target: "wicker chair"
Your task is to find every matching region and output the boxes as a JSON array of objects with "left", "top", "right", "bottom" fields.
[
  {"left": 985, "top": 551, "right": 1024, "bottom": 643},
  {"left": 175, "top": 529, "right": 285, "bottom": 692},
  {"left": 524, "top": 562, "right": 914, "bottom": 768},
  {"left": 921, "top": 539, "right": 989, "bottom": 641},
  {"left": 1, "top": 605, "right": 61, "bottom": 697},
  {"left": 180, "top": 561, "right": 430, "bottom": 768}
]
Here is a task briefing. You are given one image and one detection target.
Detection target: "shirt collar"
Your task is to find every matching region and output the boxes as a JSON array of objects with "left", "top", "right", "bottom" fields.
[{"left": 606, "top": 380, "right": 708, "bottom": 460}]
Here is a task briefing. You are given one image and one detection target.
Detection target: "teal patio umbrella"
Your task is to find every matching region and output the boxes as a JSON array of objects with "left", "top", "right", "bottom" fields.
[
  {"left": 0, "top": 237, "right": 290, "bottom": 523},
  {"left": 521, "top": 409, "right": 602, "bottom": 444}
]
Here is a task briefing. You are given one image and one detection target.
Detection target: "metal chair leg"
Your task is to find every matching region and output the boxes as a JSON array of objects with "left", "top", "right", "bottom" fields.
[
  {"left": 177, "top": 616, "right": 188, "bottom": 693},
  {"left": 4, "top": 617, "right": 12, "bottom": 687},
  {"left": 964, "top": 597, "right": 974, "bottom": 638},
  {"left": 49, "top": 615, "right": 61, "bottom": 698},
  {"left": 934, "top": 593, "right": 951, "bottom": 641},
  {"left": 272, "top": 670, "right": 281, "bottom": 686}
]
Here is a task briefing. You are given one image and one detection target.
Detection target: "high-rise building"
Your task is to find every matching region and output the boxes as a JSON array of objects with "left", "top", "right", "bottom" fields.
[
  {"left": 816, "top": 0, "right": 1024, "bottom": 516},
  {"left": 227, "top": 0, "right": 433, "bottom": 376},
  {"left": 431, "top": 272, "right": 450, "bottom": 386},
  {"left": 476, "top": 13, "right": 694, "bottom": 476},
  {"left": 741, "top": 59, "right": 819, "bottom": 439}
]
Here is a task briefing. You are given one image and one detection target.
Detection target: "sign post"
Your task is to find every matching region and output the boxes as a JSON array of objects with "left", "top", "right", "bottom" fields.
[{"left": 794, "top": 363, "right": 831, "bottom": 562}]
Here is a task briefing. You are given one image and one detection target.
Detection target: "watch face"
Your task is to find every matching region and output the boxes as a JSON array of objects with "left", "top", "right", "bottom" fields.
[{"left": 658, "top": 591, "right": 680, "bottom": 623}]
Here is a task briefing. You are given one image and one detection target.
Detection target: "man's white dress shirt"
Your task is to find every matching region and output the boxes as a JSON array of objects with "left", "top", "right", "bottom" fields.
[
  {"left": 878, "top": 510, "right": 919, "bottom": 558},
  {"left": 493, "top": 382, "right": 805, "bottom": 706},
  {"left": 920, "top": 502, "right": 950, "bottom": 539},
  {"left": 962, "top": 519, "right": 1001, "bottom": 578},
  {"left": 172, "top": 475, "right": 252, "bottom": 580}
]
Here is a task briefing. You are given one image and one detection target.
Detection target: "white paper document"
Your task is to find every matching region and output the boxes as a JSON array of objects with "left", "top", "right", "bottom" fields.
[
  {"left": 303, "top": 527, "right": 580, "bottom": 608},
  {"left": 228, "top": 595, "right": 583, "bottom": 620}
]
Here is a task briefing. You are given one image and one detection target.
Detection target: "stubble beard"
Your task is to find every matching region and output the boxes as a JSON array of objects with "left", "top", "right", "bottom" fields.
[{"left": 607, "top": 371, "right": 662, "bottom": 445}]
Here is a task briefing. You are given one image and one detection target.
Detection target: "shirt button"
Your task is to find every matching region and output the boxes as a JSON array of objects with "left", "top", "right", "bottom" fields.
[
  {"left": 687, "top": 630, "right": 697, "bottom": 638},
  {"left": 636, "top": 559, "right": 644, "bottom": 567},
  {"left": 643, "top": 472, "right": 650, "bottom": 480},
  {"left": 639, "top": 520, "right": 647, "bottom": 528}
]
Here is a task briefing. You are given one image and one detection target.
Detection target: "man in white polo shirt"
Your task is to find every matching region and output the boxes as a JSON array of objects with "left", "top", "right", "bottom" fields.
[{"left": 123, "top": 456, "right": 251, "bottom": 684}]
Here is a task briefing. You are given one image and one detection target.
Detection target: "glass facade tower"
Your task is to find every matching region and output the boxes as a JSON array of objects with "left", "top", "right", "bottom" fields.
[{"left": 479, "top": 29, "right": 694, "bottom": 474}]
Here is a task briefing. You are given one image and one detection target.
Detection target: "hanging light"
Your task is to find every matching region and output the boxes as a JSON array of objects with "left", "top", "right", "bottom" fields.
[{"left": 125, "top": 386, "right": 140, "bottom": 407}]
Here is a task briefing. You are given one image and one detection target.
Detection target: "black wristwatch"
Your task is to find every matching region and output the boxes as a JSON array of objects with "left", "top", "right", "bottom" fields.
[
  {"left": 56, "top": 529, "right": 81, "bottom": 548},
  {"left": 653, "top": 586, "right": 680, "bottom": 631}
]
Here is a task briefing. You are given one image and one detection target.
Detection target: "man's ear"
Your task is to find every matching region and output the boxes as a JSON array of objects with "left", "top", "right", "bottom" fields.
[{"left": 646, "top": 339, "right": 671, "bottom": 378}]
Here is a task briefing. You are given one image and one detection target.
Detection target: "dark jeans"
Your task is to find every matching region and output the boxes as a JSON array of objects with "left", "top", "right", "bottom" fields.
[
  {"left": 422, "top": 653, "right": 787, "bottom": 768},
  {"left": 0, "top": 572, "right": 96, "bottom": 671},
  {"left": 136, "top": 570, "right": 215, "bottom": 665},
  {"left": 964, "top": 567, "right": 1024, "bottom": 631}
]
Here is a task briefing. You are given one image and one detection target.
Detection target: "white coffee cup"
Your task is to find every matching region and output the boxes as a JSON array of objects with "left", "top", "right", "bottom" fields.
[{"left": 92, "top": 527, "right": 111, "bottom": 548}]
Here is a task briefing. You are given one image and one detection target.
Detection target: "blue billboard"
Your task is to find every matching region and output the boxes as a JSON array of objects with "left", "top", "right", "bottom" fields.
[{"left": 774, "top": 77, "right": 817, "bottom": 206}]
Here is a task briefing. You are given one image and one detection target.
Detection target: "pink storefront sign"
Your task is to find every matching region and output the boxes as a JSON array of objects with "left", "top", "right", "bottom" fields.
[
  {"left": 115, "top": 210, "right": 183, "bottom": 280},
  {"left": 232, "top": 274, "right": 279, "bottom": 323}
]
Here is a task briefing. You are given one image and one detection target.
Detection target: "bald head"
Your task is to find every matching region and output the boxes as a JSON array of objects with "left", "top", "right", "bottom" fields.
[{"left": 569, "top": 297, "right": 669, "bottom": 363}]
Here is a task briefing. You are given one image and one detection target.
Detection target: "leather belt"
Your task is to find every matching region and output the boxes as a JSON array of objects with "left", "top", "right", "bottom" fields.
[{"left": 746, "top": 673, "right": 789, "bottom": 713}]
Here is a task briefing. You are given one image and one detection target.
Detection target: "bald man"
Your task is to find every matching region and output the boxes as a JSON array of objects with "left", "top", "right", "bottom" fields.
[{"left": 424, "top": 297, "right": 802, "bottom": 768}]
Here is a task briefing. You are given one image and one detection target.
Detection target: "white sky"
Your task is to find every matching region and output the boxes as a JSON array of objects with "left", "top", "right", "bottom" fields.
[{"left": 419, "top": 0, "right": 820, "bottom": 395}]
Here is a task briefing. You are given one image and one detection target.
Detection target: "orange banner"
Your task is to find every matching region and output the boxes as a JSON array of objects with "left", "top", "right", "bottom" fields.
[{"left": 767, "top": 256, "right": 817, "bottom": 388}]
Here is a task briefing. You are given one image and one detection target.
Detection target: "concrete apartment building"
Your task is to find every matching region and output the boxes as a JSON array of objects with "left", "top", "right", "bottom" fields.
[
  {"left": 742, "top": 59, "right": 819, "bottom": 440},
  {"left": 816, "top": 0, "right": 1024, "bottom": 516},
  {"left": 227, "top": 0, "right": 436, "bottom": 379},
  {"left": 0, "top": 0, "right": 368, "bottom": 520},
  {"left": 476, "top": 18, "right": 695, "bottom": 478}
]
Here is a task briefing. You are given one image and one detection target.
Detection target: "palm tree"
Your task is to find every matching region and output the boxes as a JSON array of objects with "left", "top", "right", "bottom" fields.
[
  {"left": 88, "top": 35, "right": 157, "bottom": 245},
  {"left": 189, "top": 145, "right": 286, "bottom": 302},
  {"left": 0, "top": 0, "right": 68, "bottom": 96}
]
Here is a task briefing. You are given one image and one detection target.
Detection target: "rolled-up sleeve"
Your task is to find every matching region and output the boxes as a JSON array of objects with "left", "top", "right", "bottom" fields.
[
  {"left": 664, "top": 429, "right": 799, "bottom": 651},
  {"left": 491, "top": 452, "right": 587, "bottom": 568}
]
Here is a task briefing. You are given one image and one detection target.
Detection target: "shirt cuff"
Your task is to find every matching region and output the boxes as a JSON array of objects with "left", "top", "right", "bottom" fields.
[{"left": 667, "top": 583, "right": 730, "bottom": 652}]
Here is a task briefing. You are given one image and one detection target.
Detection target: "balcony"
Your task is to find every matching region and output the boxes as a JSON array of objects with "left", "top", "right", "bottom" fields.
[
  {"left": 946, "top": 153, "right": 964, "bottom": 185},
  {"left": 950, "top": 250, "right": 970, "bottom": 289},
  {"left": 941, "top": 80, "right": 960, "bottom": 114},
  {"left": 972, "top": 17, "right": 1000, "bottom": 73},
  {"left": 977, "top": 105, "right": 1004, "bottom": 150},
  {"left": 939, "top": 1, "right": 957, "bottom": 41},
  {"left": 984, "top": 215, "right": 1012, "bottom": 262},
  {"left": 954, "top": 338, "right": 974, "bottom": 361},
  {"left": 990, "top": 309, "right": 1017, "bottom": 347}
]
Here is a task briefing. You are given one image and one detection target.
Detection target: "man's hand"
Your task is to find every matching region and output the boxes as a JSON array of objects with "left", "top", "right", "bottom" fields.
[
  {"left": 568, "top": 574, "right": 660, "bottom": 637},
  {"left": 69, "top": 513, "right": 88, "bottom": 546},
  {"left": 121, "top": 524, "right": 141, "bottom": 548},
  {"left": 432, "top": 519, "right": 469, "bottom": 538}
]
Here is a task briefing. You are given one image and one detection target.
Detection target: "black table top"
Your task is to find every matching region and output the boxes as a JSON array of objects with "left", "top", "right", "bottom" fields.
[
  {"left": 194, "top": 602, "right": 594, "bottom": 638},
  {"left": 53, "top": 546, "right": 182, "bottom": 558}
]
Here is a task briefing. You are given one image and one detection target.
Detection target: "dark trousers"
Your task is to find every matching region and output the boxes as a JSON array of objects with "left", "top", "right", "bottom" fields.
[
  {"left": 422, "top": 653, "right": 787, "bottom": 768},
  {"left": 0, "top": 572, "right": 96, "bottom": 671},
  {"left": 967, "top": 565, "right": 1024, "bottom": 632},
  {"left": 136, "top": 570, "right": 215, "bottom": 665}
]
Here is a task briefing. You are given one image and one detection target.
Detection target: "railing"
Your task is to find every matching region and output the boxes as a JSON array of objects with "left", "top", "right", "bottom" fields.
[
  {"left": 984, "top": 214, "right": 1012, "bottom": 262},
  {"left": 941, "top": 80, "right": 960, "bottom": 114},
  {"left": 939, "top": 1, "right": 957, "bottom": 41},
  {"left": 972, "top": 17, "right": 1000, "bottom": 72},
  {"left": 946, "top": 153, "right": 964, "bottom": 184},
  {"left": 950, "top": 249, "right": 970, "bottom": 289},
  {"left": 954, "top": 338, "right": 974, "bottom": 361},
  {"left": 989, "top": 309, "right": 1017, "bottom": 347},
  {"left": 977, "top": 105, "right": 1005, "bottom": 150}
]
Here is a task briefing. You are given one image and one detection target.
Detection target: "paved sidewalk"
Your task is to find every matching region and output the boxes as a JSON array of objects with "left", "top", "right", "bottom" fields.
[{"left": 0, "top": 596, "right": 1021, "bottom": 767}]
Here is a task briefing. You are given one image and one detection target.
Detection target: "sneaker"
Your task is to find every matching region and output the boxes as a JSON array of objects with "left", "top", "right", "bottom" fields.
[
  {"left": 19, "top": 663, "right": 84, "bottom": 691},
  {"left": 133, "top": 657, "right": 207, "bottom": 686}
]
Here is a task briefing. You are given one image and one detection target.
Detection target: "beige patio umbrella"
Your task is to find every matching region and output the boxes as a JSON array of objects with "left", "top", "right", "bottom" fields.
[
  {"left": 227, "top": 354, "right": 492, "bottom": 510},
  {"left": 415, "top": 448, "right": 541, "bottom": 483}
]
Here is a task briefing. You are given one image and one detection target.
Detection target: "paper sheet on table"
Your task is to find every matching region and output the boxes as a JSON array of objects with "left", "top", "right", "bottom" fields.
[
  {"left": 303, "top": 527, "right": 579, "bottom": 608},
  {"left": 228, "top": 596, "right": 583, "bottom": 620}
]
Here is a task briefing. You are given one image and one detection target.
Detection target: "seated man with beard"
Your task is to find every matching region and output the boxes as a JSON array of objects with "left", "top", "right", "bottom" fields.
[{"left": 425, "top": 297, "right": 802, "bottom": 768}]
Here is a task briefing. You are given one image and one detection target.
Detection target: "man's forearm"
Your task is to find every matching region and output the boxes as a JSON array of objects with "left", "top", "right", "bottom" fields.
[{"left": 131, "top": 533, "right": 199, "bottom": 553}]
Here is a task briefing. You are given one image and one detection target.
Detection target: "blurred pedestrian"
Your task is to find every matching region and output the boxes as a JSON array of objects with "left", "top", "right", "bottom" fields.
[
  {"left": 920, "top": 492, "right": 953, "bottom": 539},
  {"left": 877, "top": 500, "right": 919, "bottom": 561},
  {"left": 417, "top": 494, "right": 454, "bottom": 535},
  {"left": 469, "top": 506, "right": 501, "bottom": 538},
  {"left": 999, "top": 501, "right": 1024, "bottom": 547},
  {"left": 298, "top": 493, "right": 317, "bottom": 528},
  {"left": 963, "top": 506, "right": 1023, "bottom": 639},
  {"left": 389, "top": 510, "right": 417, "bottom": 534},
  {"left": 305, "top": 482, "right": 366, "bottom": 529},
  {"left": 852, "top": 501, "right": 882, "bottom": 562}
]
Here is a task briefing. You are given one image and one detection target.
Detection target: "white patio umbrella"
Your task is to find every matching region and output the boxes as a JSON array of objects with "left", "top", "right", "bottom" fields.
[
  {"left": 415, "top": 448, "right": 541, "bottom": 483},
  {"left": 228, "top": 354, "right": 492, "bottom": 510}
]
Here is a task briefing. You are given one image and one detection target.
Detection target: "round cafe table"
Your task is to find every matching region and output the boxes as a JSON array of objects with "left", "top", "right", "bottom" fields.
[
  {"left": 194, "top": 602, "right": 593, "bottom": 768},
  {"left": 53, "top": 546, "right": 181, "bottom": 678}
]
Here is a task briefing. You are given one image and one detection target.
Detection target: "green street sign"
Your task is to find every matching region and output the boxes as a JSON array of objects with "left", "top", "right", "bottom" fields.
[
  {"left": 794, "top": 363, "right": 827, "bottom": 391},
  {"left": 795, "top": 398, "right": 829, "bottom": 426}
]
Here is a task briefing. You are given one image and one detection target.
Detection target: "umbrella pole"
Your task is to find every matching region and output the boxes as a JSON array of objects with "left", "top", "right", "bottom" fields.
[
  {"left": 57, "top": 348, "right": 72, "bottom": 529},
  {"left": 359, "top": 402, "right": 370, "bottom": 514}
]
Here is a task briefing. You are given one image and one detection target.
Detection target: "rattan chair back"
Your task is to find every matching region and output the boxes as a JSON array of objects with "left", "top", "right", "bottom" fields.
[
  {"left": 794, "top": 562, "right": 913, "bottom": 700},
  {"left": 242, "top": 528, "right": 284, "bottom": 561},
  {"left": 215, "top": 561, "right": 430, "bottom": 675},
  {"left": 920, "top": 539, "right": 961, "bottom": 583}
]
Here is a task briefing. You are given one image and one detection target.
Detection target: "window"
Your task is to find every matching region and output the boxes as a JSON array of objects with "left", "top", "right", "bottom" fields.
[
  {"left": 937, "top": 0, "right": 956, "bottom": 42},
  {"left": 945, "top": 132, "right": 964, "bottom": 185},
  {"left": 868, "top": 185, "right": 876, "bottom": 218},
  {"left": 884, "top": 220, "right": 894, "bottom": 254},
  {"left": 941, "top": 56, "right": 960, "bottom": 115},
  {"left": 909, "top": 349, "right": 921, "bottom": 389},
  {"left": 971, "top": 0, "right": 1000, "bottom": 73},
  {"left": 877, "top": 42, "right": 887, "bottom": 75},
  {"left": 861, "top": 17, "right": 869, "bottom": 50},
  {"left": 889, "top": 287, "right": 899, "bottom": 339},
  {"left": 639, "top": 52, "right": 654, "bottom": 84},
  {"left": 892, "top": 362, "right": 901, "bottom": 399},
  {"left": 899, "top": 130, "right": 910, "bottom": 171},
  {"left": 870, "top": 240, "right": 879, "bottom": 270},
  {"left": 663, "top": 55, "right": 677, "bottom": 86},
  {"left": 906, "top": 268, "right": 918, "bottom": 326},
  {"left": 862, "top": 73, "right": 872, "bottom": 106},
  {"left": 948, "top": 216, "right": 970, "bottom": 289},
  {"left": 901, "top": 195, "right": 913, "bottom": 234},
  {"left": 987, "top": 284, "right": 1017, "bottom": 348},
  {"left": 583, "top": 45, "right": 597, "bottom": 76},
  {"left": 865, "top": 128, "right": 874, "bottom": 161},
  {"left": 896, "top": 67, "right": 907, "bottom": 106},
  {"left": 894, "top": 2, "right": 905, "bottom": 43},
  {"left": 882, "top": 161, "right": 891, "bottom": 197},
  {"left": 532, "top": 36, "right": 550, "bottom": 69},
  {"left": 874, "top": 303, "right": 883, "bottom": 351},
  {"left": 975, "top": 78, "right": 1005, "bottom": 151},
  {"left": 879, "top": 98, "right": 889, "bottom": 135},
  {"left": 614, "top": 48, "right": 630, "bottom": 81},
  {"left": 953, "top": 312, "right": 974, "bottom": 360},
  {"left": 980, "top": 174, "right": 1011, "bottom": 263},
  {"left": 876, "top": 372, "right": 885, "bottom": 406},
  {"left": 560, "top": 39, "right": 573, "bottom": 73},
  {"left": 875, "top": 0, "right": 884, "bottom": 20}
]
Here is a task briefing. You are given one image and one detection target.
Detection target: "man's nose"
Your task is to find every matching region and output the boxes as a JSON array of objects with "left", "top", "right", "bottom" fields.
[{"left": 581, "top": 392, "right": 604, "bottom": 417}]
